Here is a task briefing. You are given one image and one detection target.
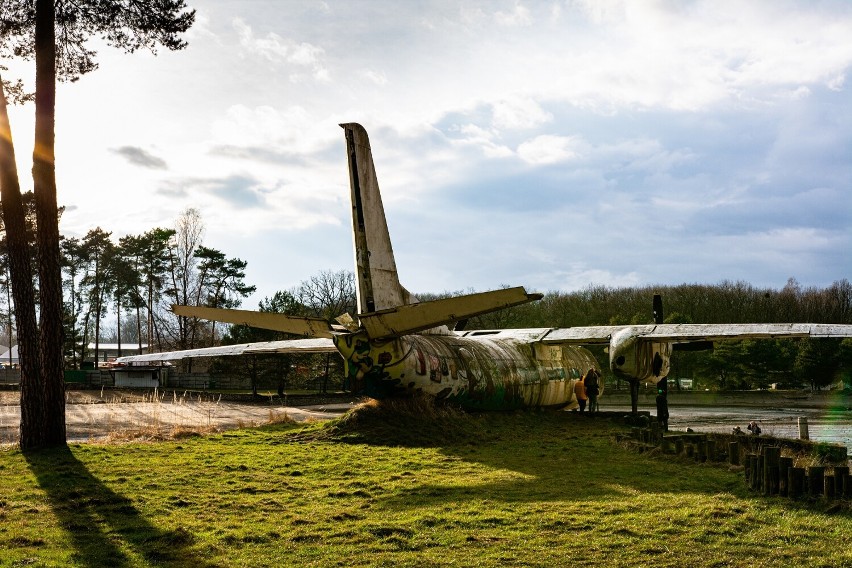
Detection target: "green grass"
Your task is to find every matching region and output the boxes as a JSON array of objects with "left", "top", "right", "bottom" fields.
[{"left": 1, "top": 399, "right": 851, "bottom": 567}]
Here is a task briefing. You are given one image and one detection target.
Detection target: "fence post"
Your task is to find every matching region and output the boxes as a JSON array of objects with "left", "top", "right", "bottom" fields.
[
  {"left": 762, "top": 446, "right": 780, "bottom": 495},
  {"left": 798, "top": 417, "right": 809, "bottom": 440},
  {"left": 747, "top": 455, "right": 759, "bottom": 489},
  {"left": 778, "top": 456, "right": 793, "bottom": 497},
  {"left": 824, "top": 475, "right": 836, "bottom": 501},
  {"left": 729, "top": 441, "right": 740, "bottom": 466},
  {"left": 808, "top": 466, "right": 825, "bottom": 498},
  {"left": 833, "top": 466, "right": 849, "bottom": 498},
  {"left": 788, "top": 467, "right": 806, "bottom": 499}
]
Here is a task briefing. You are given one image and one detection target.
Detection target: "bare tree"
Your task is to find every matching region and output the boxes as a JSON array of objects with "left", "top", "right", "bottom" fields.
[
  {"left": 165, "top": 208, "right": 204, "bottom": 349},
  {"left": 295, "top": 270, "right": 357, "bottom": 321}
]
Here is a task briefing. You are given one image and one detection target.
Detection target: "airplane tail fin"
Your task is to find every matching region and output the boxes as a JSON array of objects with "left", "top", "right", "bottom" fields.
[
  {"left": 341, "top": 123, "right": 416, "bottom": 314},
  {"left": 340, "top": 123, "right": 543, "bottom": 337}
]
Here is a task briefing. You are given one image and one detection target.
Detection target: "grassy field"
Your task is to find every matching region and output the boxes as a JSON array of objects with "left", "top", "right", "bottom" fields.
[{"left": 1, "top": 400, "right": 851, "bottom": 567}]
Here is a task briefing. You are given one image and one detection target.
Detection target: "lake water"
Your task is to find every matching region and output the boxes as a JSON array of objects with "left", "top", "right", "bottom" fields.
[{"left": 604, "top": 404, "right": 852, "bottom": 450}]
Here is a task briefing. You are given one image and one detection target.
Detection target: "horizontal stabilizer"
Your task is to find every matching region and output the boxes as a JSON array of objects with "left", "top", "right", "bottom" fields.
[
  {"left": 172, "top": 305, "right": 334, "bottom": 338},
  {"left": 115, "top": 338, "right": 337, "bottom": 363},
  {"left": 359, "top": 287, "right": 542, "bottom": 340}
]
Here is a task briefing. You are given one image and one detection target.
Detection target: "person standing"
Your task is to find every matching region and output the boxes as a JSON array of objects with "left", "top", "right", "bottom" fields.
[
  {"left": 584, "top": 369, "right": 600, "bottom": 414},
  {"left": 574, "top": 377, "right": 588, "bottom": 412},
  {"left": 655, "top": 388, "right": 669, "bottom": 431}
]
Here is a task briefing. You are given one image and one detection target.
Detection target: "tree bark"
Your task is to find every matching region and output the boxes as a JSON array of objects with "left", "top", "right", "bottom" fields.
[
  {"left": 33, "top": 0, "right": 66, "bottom": 446},
  {"left": 0, "top": 76, "right": 44, "bottom": 449}
]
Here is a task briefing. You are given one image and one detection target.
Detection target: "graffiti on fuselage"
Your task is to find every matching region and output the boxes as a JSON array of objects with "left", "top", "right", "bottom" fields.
[
  {"left": 334, "top": 331, "right": 409, "bottom": 398},
  {"left": 334, "top": 331, "right": 600, "bottom": 410}
]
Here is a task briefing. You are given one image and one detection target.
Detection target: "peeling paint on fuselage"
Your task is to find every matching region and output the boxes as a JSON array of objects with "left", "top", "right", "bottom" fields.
[{"left": 334, "top": 331, "right": 601, "bottom": 410}]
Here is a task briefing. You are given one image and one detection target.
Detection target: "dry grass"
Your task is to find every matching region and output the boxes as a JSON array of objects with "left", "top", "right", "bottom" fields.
[
  {"left": 98, "top": 424, "right": 221, "bottom": 444},
  {"left": 266, "top": 410, "right": 296, "bottom": 424}
]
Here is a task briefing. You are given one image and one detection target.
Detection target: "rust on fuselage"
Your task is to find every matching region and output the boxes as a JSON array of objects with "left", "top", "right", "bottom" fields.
[{"left": 334, "top": 329, "right": 600, "bottom": 410}]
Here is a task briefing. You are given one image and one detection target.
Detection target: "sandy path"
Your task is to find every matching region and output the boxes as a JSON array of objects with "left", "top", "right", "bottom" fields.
[{"left": 0, "top": 391, "right": 352, "bottom": 444}]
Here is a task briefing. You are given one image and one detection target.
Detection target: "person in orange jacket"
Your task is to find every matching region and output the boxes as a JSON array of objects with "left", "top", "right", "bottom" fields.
[{"left": 574, "top": 377, "right": 588, "bottom": 412}]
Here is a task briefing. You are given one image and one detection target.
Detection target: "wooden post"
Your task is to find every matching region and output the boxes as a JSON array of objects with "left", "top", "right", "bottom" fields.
[
  {"left": 696, "top": 439, "right": 707, "bottom": 463},
  {"left": 675, "top": 438, "right": 684, "bottom": 455},
  {"left": 747, "top": 455, "right": 759, "bottom": 489},
  {"left": 685, "top": 444, "right": 695, "bottom": 459},
  {"left": 824, "top": 475, "right": 836, "bottom": 501},
  {"left": 778, "top": 456, "right": 793, "bottom": 497},
  {"left": 756, "top": 454, "right": 765, "bottom": 492},
  {"left": 650, "top": 421, "right": 660, "bottom": 444},
  {"left": 788, "top": 467, "right": 806, "bottom": 499},
  {"left": 808, "top": 466, "right": 825, "bottom": 498},
  {"left": 660, "top": 437, "right": 672, "bottom": 454},
  {"left": 631, "top": 427, "right": 641, "bottom": 441},
  {"left": 762, "top": 446, "right": 780, "bottom": 495},
  {"left": 706, "top": 439, "right": 717, "bottom": 462},
  {"left": 798, "top": 417, "right": 809, "bottom": 440},
  {"left": 833, "top": 466, "right": 848, "bottom": 498},
  {"left": 729, "top": 441, "right": 740, "bottom": 466}
]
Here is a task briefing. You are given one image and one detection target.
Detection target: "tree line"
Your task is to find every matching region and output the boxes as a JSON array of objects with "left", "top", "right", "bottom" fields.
[
  {"left": 1, "top": 193, "right": 848, "bottom": 393},
  {"left": 0, "top": 201, "right": 257, "bottom": 365},
  {"left": 217, "top": 277, "right": 852, "bottom": 394},
  {"left": 459, "top": 278, "right": 852, "bottom": 391}
]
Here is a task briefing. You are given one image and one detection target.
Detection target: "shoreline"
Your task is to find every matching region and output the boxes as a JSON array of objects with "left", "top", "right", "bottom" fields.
[{"left": 602, "top": 388, "right": 852, "bottom": 410}]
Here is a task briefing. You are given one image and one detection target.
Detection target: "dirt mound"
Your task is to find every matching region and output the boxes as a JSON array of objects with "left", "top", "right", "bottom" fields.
[{"left": 294, "top": 395, "right": 487, "bottom": 446}]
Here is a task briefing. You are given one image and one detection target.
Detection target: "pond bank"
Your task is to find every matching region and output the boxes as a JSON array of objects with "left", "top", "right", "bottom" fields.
[{"left": 603, "top": 388, "right": 852, "bottom": 410}]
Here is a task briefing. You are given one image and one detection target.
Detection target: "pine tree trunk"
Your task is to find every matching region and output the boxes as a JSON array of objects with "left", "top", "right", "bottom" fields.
[
  {"left": 33, "top": 0, "right": 66, "bottom": 446},
  {"left": 0, "top": 77, "right": 44, "bottom": 450}
]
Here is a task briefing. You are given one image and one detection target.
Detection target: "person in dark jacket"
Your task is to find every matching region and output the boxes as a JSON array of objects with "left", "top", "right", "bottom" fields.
[
  {"left": 655, "top": 388, "right": 669, "bottom": 431},
  {"left": 747, "top": 421, "right": 761, "bottom": 435},
  {"left": 584, "top": 369, "right": 600, "bottom": 414}
]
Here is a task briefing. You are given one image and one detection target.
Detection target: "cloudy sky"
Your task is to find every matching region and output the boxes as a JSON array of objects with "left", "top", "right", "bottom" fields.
[{"left": 5, "top": 0, "right": 852, "bottom": 308}]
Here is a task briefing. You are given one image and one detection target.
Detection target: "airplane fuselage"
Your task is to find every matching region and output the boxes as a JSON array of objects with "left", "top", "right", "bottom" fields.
[{"left": 334, "top": 328, "right": 601, "bottom": 410}]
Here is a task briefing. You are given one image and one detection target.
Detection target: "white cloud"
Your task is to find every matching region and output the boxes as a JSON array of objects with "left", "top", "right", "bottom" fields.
[
  {"left": 517, "top": 135, "right": 584, "bottom": 165},
  {"left": 827, "top": 74, "right": 846, "bottom": 91},
  {"left": 232, "top": 18, "right": 330, "bottom": 82},
  {"left": 363, "top": 69, "right": 388, "bottom": 86},
  {"left": 45, "top": 1, "right": 852, "bottom": 303},
  {"left": 450, "top": 124, "right": 514, "bottom": 158},
  {"left": 209, "top": 105, "right": 319, "bottom": 151},
  {"left": 494, "top": 3, "right": 533, "bottom": 27},
  {"left": 491, "top": 97, "right": 553, "bottom": 130}
]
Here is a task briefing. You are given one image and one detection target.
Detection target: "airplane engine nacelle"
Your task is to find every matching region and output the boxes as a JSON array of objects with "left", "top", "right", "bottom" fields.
[{"left": 609, "top": 327, "right": 672, "bottom": 385}]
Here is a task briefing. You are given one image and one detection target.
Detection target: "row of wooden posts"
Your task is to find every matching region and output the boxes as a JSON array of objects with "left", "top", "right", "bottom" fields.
[
  {"left": 742, "top": 446, "right": 850, "bottom": 500},
  {"left": 626, "top": 420, "right": 850, "bottom": 502}
]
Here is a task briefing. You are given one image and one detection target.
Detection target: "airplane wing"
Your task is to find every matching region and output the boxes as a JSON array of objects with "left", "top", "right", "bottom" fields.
[
  {"left": 539, "top": 326, "right": 629, "bottom": 344},
  {"left": 539, "top": 323, "right": 852, "bottom": 345},
  {"left": 635, "top": 323, "right": 852, "bottom": 342},
  {"left": 171, "top": 305, "right": 335, "bottom": 338},
  {"left": 115, "top": 338, "right": 337, "bottom": 363}
]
